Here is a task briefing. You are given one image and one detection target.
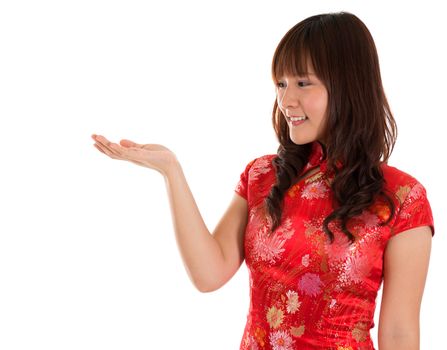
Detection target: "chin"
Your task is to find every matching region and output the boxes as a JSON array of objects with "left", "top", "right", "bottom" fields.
[{"left": 290, "top": 135, "right": 317, "bottom": 145}]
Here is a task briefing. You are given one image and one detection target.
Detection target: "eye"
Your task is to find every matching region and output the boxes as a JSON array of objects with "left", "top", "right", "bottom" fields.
[{"left": 276, "top": 81, "right": 310, "bottom": 88}]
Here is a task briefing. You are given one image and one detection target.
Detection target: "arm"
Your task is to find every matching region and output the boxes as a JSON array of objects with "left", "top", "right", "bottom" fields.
[
  {"left": 164, "top": 161, "right": 248, "bottom": 293},
  {"left": 378, "top": 226, "right": 432, "bottom": 350},
  {"left": 92, "top": 134, "right": 248, "bottom": 293}
]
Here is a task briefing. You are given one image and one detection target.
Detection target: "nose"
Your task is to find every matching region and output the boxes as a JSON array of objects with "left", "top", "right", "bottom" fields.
[{"left": 278, "top": 85, "right": 300, "bottom": 110}]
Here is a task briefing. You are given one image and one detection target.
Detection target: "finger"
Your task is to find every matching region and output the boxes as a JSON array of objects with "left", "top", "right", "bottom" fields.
[
  {"left": 94, "top": 135, "right": 122, "bottom": 156},
  {"left": 94, "top": 141, "right": 121, "bottom": 159},
  {"left": 95, "top": 134, "right": 112, "bottom": 146},
  {"left": 93, "top": 143, "right": 105, "bottom": 154},
  {"left": 94, "top": 142, "right": 116, "bottom": 158},
  {"left": 94, "top": 135, "right": 146, "bottom": 162},
  {"left": 95, "top": 141, "right": 153, "bottom": 169}
]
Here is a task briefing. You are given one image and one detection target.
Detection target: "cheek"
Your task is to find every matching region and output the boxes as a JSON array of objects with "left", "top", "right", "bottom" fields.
[
  {"left": 318, "top": 90, "right": 329, "bottom": 111},
  {"left": 308, "top": 93, "right": 328, "bottom": 115}
]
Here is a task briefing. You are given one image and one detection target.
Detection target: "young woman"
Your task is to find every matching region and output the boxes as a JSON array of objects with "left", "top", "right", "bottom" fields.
[{"left": 92, "top": 12, "right": 434, "bottom": 350}]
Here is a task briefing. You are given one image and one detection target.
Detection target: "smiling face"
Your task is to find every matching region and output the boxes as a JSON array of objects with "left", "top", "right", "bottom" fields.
[{"left": 275, "top": 62, "right": 329, "bottom": 145}]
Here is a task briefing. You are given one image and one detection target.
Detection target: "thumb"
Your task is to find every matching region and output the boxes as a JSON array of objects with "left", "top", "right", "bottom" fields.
[{"left": 120, "top": 139, "right": 141, "bottom": 148}]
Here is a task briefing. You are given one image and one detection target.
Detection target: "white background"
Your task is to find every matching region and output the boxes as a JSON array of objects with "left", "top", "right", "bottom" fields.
[{"left": 0, "top": 0, "right": 445, "bottom": 349}]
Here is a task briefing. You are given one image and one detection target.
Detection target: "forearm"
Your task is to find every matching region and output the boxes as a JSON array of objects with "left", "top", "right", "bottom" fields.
[{"left": 163, "top": 160, "right": 225, "bottom": 292}]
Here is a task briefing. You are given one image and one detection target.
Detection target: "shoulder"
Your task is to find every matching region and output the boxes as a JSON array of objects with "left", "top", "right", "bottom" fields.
[
  {"left": 381, "top": 163, "right": 419, "bottom": 184},
  {"left": 235, "top": 154, "right": 277, "bottom": 205},
  {"left": 380, "top": 163, "right": 434, "bottom": 236},
  {"left": 380, "top": 163, "right": 425, "bottom": 197},
  {"left": 239, "top": 154, "right": 277, "bottom": 192},
  {"left": 242, "top": 154, "right": 277, "bottom": 175},
  {"left": 252, "top": 154, "right": 277, "bottom": 169}
]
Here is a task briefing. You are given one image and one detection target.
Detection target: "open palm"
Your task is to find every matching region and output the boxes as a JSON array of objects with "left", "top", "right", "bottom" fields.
[{"left": 92, "top": 134, "right": 177, "bottom": 176}]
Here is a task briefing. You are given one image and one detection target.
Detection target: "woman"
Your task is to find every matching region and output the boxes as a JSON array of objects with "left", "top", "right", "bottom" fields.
[{"left": 92, "top": 12, "right": 434, "bottom": 350}]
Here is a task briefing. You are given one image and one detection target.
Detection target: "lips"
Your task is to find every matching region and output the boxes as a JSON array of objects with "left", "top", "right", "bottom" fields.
[
  {"left": 287, "top": 115, "right": 305, "bottom": 118},
  {"left": 287, "top": 115, "right": 308, "bottom": 121}
]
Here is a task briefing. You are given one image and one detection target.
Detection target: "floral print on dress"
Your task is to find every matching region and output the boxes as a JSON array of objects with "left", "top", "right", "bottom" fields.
[
  {"left": 247, "top": 336, "right": 260, "bottom": 350},
  {"left": 269, "top": 330, "right": 295, "bottom": 350},
  {"left": 251, "top": 217, "right": 295, "bottom": 265},
  {"left": 301, "top": 254, "right": 310, "bottom": 267},
  {"left": 254, "top": 326, "right": 267, "bottom": 347},
  {"left": 250, "top": 157, "right": 272, "bottom": 182},
  {"left": 351, "top": 321, "right": 369, "bottom": 342},
  {"left": 267, "top": 306, "right": 285, "bottom": 329},
  {"left": 301, "top": 180, "right": 329, "bottom": 199},
  {"left": 407, "top": 182, "right": 425, "bottom": 200},
  {"left": 398, "top": 182, "right": 427, "bottom": 220},
  {"left": 285, "top": 290, "right": 301, "bottom": 314},
  {"left": 329, "top": 298, "right": 337, "bottom": 308},
  {"left": 287, "top": 183, "right": 301, "bottom": 198},
  {"left": 303, "top": 218, "right": 321, "bottom": 238},
  {"left": 235, "top": 142, "right": 434, "bottom": 349},
  {"left": 370, "top": 200, "right": 391, "bottom": 222},
  {"left": 290, "top": 325, "right": 305, "bottom": 337},
  {"left": 324, "top": 230, "right": 351, "bottom": 261},
  {"left": 297, "top": 272, "right": 324, "bottom": 297},
  {"left": 396, "top": 184, "right": 411, "bottom": 204},
  {"left": 357, "top": 210, "right": 380, "bottom": 229},
  {"left": 339, "top": 252, "right": 372, "bottom": 285},
  {"left": 392, "top": 181, "right": 433, "bottom": 237}
]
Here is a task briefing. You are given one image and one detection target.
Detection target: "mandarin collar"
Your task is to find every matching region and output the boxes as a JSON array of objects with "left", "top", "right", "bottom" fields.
[
  {"left": 308, "top": 141, "right": 326, "bottom": 166},
  {"left": 302, "top": 141, "right": 343, "bottom": 176},
  {"left": 301, "top": 141, "right": 329, "bottom": 175}
]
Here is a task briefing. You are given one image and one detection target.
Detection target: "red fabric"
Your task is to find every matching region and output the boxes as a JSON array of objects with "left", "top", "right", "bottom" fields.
[{"left": 234, "top": 141, "right": 434, "bottom": 350}]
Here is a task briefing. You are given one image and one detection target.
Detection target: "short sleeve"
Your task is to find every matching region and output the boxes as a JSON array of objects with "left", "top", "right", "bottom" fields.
[
  {"left": 391, "top": 181, "right": 435, "bottom": 237},
  {"left": 234, "top": 158, "right": 257, "bottom": 200}
]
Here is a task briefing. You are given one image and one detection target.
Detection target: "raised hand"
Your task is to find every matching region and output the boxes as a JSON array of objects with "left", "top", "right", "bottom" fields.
[{"left": 91, "top": 134, "right": 178, "bottom": 177}]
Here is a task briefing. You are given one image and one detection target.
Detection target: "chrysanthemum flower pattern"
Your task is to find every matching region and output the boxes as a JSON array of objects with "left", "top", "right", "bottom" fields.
[
  {"left": 297, "top": 273, "right": 323, "bottom": 297},
  {"left": 301, "top": 180, "right": 329, "bottom": 199},
  {"left": 251, "top": 218, "right": 295, "bottom": 265},
  {"left": 285, "top": 290, "right": 301, "bottom": 314},
  {"left": 269, "top": 330, "right": 295, "bottom": 350}
]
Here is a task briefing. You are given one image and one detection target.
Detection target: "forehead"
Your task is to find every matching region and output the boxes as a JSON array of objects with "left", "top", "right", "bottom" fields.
[{"left": 273, "top": 53, "right": 316, "bottom": 80}]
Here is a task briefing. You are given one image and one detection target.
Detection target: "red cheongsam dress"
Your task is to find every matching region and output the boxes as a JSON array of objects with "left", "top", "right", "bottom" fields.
[{"left": 234, "top": 141, "right": 434, "bottom": 350}]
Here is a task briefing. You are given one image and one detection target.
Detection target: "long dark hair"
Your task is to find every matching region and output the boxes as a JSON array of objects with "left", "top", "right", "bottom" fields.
[{"left": 265, "top": 12, "right": 397, "bottom": 243}]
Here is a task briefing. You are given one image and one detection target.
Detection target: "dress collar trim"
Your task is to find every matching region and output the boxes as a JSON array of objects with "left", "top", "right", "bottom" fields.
[
  {"left": 301, "top": 141, "right": 328, "bottom": 174},
  {"left": 308, "top": 141, "right": 326, "bottom": 167}
]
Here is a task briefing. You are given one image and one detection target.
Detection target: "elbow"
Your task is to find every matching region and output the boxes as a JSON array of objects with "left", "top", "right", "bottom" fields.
[
  {"left": 379, "top": 329, "right": 419, "bottom": 350},
  {"left": 196, "top": 285, "right": 217, "bottom": 293},
  {"left": 197, "top": 278, "right": 228, "bottom": 293},
  {"left": 187, "top": 262, "right": 230, "bottom": 293},
  {"left": 195, "top": 282, "right": 220, "bottom": 293},
  {"left": 192, "top": 276, "right": 224, "bottom": 293}
]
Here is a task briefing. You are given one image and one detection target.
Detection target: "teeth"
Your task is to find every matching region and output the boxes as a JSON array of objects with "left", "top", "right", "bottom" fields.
[{"left": 289, "top": 116, "right": 307, "bottom": 121}]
